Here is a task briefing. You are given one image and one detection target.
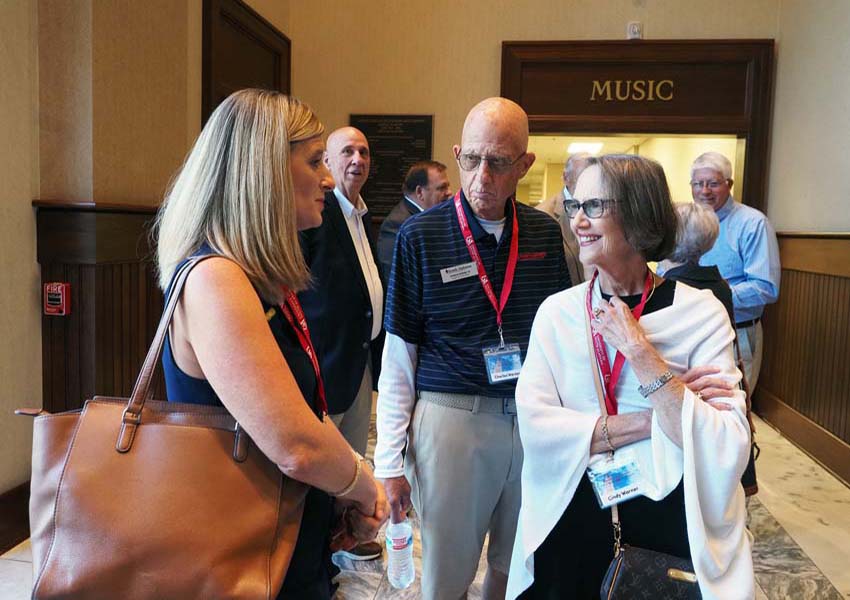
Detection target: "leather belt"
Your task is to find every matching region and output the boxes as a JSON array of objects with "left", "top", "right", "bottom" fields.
[
  {"left": 735, "top": 318, "right": 761, "bottom": 329},
  {"left": 418, "top": 391, "right": 517, "bottom": 415}
]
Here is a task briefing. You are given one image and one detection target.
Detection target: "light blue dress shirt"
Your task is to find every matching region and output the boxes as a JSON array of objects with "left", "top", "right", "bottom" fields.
[{"left": 698, "top": 197, "right": 780, "bottom": 323}]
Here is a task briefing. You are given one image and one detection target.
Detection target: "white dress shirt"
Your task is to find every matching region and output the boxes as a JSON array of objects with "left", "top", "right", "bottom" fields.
[
  {"left": 334, "top": 187, "right": 384, "bottom": 340},
  {"left": 403, "top": 194, "right": 424, "bottom": 212}
]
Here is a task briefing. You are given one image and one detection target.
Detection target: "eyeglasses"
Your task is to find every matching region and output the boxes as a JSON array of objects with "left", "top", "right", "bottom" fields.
[
  {"left": 563, "top": 198, "right": 617, "bottom": 219},
  {"left": 690, "top": 180, "right": 727, "bottom": 190},
  {"left": 456, "top": 152, "right": 526, "bottom": 174}
]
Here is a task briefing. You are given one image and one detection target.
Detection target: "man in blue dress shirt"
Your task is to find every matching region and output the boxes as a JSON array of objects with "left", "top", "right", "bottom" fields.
[{"left": 682, "top": 151, "right": 780, "bottom": 391}]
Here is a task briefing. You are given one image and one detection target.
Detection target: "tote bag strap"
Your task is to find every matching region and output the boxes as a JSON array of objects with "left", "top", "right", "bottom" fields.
[
  {"left": 584, "top": 305, "right": 623, "bottom": 547},
  {"left": 116, "top": 255, "right": 216, "bottom": 452}
]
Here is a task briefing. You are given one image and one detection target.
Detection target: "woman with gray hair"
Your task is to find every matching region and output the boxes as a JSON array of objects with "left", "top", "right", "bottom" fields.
[
  {"left": 658, "top": 202, "right": 734, "bottom": 324},
  {"left": 508, "top": 155, "right": 754, "bottom": 599},
  {"left": 660, "top": 202, "right": 760, "bottom": 497}
]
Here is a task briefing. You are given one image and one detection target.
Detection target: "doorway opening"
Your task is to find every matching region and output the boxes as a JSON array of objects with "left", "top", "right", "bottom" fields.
[{"left": 518, "top": 133, "right": 744, "bottom": 207}]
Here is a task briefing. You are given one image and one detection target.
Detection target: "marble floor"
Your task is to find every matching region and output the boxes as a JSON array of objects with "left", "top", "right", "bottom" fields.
[{"left": 3, "top": 414, "right": 849, "bottom": 599}]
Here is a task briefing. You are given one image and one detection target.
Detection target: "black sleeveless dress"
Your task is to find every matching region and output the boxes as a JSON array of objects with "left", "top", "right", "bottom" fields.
[{"left": 162, "top": 249, "right": 335, "bottom": 599}]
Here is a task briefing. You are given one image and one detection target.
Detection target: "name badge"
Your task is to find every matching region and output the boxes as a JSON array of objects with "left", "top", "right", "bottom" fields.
[
  {"left": 482, "top": 343, "right": 522, "bottom": 383},
  {"left": 587, "top": 448, "right": 644, "bottom": 508},
  {"left": 440, "top": 261, "right": 478, "bottom": 284}
]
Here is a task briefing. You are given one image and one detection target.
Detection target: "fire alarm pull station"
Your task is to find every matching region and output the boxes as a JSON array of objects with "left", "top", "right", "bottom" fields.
[{"left": 44, "top": 282, "right": 71, "bottom": 316}]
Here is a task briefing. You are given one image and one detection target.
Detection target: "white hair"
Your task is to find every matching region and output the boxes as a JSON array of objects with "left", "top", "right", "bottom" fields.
[
  {"left": 690, "top": 151, "right": 732, "bottom": 181},
  {"left": 668, "top": 202, "right": 720, "bottom": 263}
]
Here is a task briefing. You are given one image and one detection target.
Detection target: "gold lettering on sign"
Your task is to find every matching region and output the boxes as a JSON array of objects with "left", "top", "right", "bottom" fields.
[
  {"left": 591, "top": 80, "right": 612, "bottom": 102},
  {"left": 656, "top": 79, "right": 674, "bottom": 101},
  {"left": 589, "top": 79, "right": 675, "bottom": 102}
]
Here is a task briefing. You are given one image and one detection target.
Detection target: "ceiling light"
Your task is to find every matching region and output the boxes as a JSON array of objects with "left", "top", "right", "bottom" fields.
[{"left": 567, "top": 142, "right": 603, "bottom": 155}]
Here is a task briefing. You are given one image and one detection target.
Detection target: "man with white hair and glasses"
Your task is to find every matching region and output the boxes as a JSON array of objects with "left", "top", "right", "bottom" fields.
[{"left": 660, "top": 151, "right": 780, "bottom": 391}]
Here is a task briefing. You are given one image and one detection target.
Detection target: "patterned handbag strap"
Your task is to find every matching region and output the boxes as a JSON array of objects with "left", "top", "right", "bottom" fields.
[{"left": 584, "top": 304, "right": 623, "bottom": 551}]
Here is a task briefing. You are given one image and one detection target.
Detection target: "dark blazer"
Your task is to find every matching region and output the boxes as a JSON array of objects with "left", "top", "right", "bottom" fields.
[
  {"left": 377, "top": 197, "right": 421, "bottom": 280},
  {"left": 298, "top": 191, "right": 385, "bottom": 414}
]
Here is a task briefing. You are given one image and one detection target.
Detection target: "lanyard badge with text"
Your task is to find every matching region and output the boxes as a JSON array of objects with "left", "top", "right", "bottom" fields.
[
  {"left": 454, "top": 191, "right": 522, "bottom": 384},
  {"left": 584, "top": 269, "right": 653, "bottom": 507},
  {"left": 279, "top": 290, "right": 328, "bottom": 416}
]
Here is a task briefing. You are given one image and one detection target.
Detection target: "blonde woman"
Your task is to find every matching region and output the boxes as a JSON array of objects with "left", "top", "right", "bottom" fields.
[{"left": 155, "top": 89, "right": 388, "bottom": 598}]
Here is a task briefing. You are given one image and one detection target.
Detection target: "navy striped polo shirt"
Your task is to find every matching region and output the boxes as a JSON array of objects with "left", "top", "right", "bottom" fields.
[{"left": 385, "top": 191, "right": 570, "bottom": 396}]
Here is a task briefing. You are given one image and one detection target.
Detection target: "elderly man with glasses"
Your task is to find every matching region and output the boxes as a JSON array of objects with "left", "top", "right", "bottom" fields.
[
  {"left": 374, "top": 97, "right": 569, "bottom": 600},
  {"left": 659, "top": 151, "right": 780, "bottom": 391}
]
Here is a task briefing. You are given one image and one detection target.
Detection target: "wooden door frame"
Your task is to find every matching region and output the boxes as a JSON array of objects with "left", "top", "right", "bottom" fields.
[
  {"left": 202, "top": 0, "right": 291, "bottom": 124},
  {"left": 501, "top": 40, "right": 774, "bottom": 212}
]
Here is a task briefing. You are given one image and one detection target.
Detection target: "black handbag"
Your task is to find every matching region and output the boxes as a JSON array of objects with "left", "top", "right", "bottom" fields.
[
  {"left": 600, "top": 544, "right": 701, "bottom": 599},
  {"left": 584, "top": 302, "right": 701, "bottom": 600}
]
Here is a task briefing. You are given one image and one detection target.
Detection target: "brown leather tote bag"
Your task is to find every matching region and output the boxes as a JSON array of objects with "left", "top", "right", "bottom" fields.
[{"left": 18, "top": 256, "right": 308, "bottom": 599}]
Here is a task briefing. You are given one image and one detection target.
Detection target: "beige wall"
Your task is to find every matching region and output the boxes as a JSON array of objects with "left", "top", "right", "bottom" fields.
[
  {"left": 91, "top": 2, "right": 191, "bottom": 204},
  {"left": 288, "top": 0, "right": 779, "bottom": 194},
  {"left": 769, "top": 0, "right": 850, "bottom": 231},
  {"left": 39, "top": 0, "right": 92, "bottom": 202},
  {"left": 0, "top": 0, "right": 41, "bottom": 492},
  {"left": 39, "top": 0, "right": 290, "bottom": 206}
]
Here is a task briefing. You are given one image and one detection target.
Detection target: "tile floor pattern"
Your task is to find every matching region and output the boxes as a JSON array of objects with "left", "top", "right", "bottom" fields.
[{"left": 3, "top": 415, "right": 849, "bottom": 599}]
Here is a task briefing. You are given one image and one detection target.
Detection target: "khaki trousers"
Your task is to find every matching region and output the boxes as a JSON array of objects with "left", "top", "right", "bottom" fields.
[{"left": 405, "top": 395, "right": 523, "bottom": 600}]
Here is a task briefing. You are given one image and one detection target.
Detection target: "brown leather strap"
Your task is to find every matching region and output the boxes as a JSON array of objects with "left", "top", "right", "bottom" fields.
[{"left": 116, "top": 255, "right": 216, "bottom": 452}]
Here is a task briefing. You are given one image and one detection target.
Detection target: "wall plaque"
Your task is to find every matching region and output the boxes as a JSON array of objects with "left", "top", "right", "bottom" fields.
[{"left": 349, "top": 114, "right": 433, "bottom": 219}]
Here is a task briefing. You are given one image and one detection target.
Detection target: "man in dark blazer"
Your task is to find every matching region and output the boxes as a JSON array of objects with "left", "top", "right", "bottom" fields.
[
  {"left": 377, "top": 160, "right": 451, "bottom": 279},
  {"left": 298, "top": 126, "right": 385, "bottom": 560}
]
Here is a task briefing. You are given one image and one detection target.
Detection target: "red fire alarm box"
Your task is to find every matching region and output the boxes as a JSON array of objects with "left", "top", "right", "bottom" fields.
[{"left": 44, "top": 282, "right": 71, "bottom": 316}]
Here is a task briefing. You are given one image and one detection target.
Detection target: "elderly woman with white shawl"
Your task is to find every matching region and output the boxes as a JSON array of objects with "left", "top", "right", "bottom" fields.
[{"left": 507, "top": 155, "right": 754, "bottom": 599}]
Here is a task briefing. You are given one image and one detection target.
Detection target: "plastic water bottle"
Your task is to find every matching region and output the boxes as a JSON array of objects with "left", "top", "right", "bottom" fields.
[{"left": 385, "top": 518, "right": 415, "bottom": 589}]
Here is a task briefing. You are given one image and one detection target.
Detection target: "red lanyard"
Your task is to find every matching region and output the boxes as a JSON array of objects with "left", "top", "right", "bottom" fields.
[
  {"left": 454, "top": 191, "right": 520, "bottom": 345},
  {"left": 279, "top": 290, "right": 327, "bottom": 415},
  {"left": 585, "top": 269, "right": 653, "bottom": 415}
]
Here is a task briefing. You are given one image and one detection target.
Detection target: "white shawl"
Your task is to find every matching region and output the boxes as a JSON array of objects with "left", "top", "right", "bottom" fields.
[{"left": 507, "top": 281, "right": 754, "bottom": 600}]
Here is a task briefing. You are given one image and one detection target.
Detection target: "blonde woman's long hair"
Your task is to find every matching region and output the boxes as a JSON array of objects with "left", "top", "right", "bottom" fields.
[{"left": 155, "top": 89, "right": 323, "bottom": 303}]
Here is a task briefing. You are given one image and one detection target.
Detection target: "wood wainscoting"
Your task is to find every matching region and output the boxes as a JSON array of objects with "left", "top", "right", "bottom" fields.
[
  {"left": 755, "top": 233, "right": 850, "bottom": 485},
  {"left": 0, "top": 201, "right": 166, "bottom": 553},
  {"left": 35, "top": 200, "right": 165, "bottom": 411}
]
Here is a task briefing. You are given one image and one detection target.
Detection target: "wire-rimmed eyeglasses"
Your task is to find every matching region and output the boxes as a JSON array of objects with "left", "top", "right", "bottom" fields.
[
  {"left": 689, "top": 180, "right": 728, "bottom": 190},
  {"left": 455, "top": 151, "right": 526, "bottom": 175},
  {"left": 563, "top": 198, "right": 617, "bottom": 219}
]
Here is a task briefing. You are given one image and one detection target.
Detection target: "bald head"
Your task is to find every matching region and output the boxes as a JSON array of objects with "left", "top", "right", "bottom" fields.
[
  {"left": 453, "top": 97, "right": 535, "bottom": 220},
  {"left": 325, "top": 127, "right": 370, "bottom": 200},
  {"left": 461, "top": 97, "right": 530, "bottom": 156}
]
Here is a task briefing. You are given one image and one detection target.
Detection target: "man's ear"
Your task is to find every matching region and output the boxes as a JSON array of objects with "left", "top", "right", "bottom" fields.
[
  {"left": 727, "top": 178, "right": 734, "bottom": 189},
  {"left": 323, "top": 151, "right": 330, "bottom": 167},
  {"left": 517, "top": 152, "right": 536, "bottom": 178}
]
